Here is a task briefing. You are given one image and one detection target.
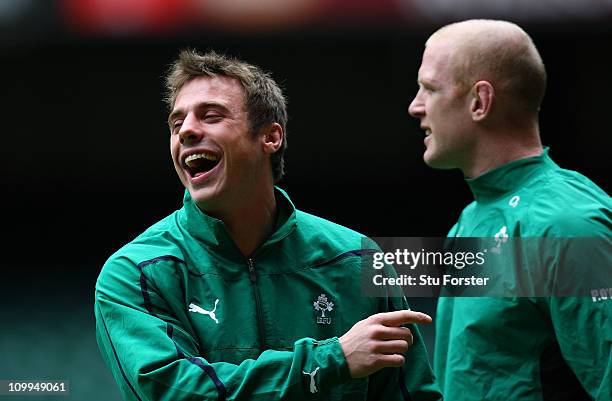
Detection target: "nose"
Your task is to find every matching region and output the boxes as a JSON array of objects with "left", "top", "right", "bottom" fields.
[
  {"left": 408, "top": 89, "right": 424, "bottom": 118},
  {"left": 178, "top": 113, "right": 203, "bottom": 145}
]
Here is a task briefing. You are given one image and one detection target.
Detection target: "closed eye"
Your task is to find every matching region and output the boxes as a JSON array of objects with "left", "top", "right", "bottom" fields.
[
  {"left": 171, "top": 120, "right": 183, "bottom": 134},
  {"left": 417, "top": 79, "right": 436, "bottom": 93},
  {"left": 204, "top": 113, "right": 222, "bottom": 122},
  {"left": 421, "top": 84, "right": 435, "bottom": 93}
]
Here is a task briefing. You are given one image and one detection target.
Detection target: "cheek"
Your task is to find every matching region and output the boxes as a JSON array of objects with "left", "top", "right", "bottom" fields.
[
  {"left": 233, "top": 136, "right": 261, "bottom": 160},
  {"left": 169, "top": 142, "right": 183, "bottom": 171},
  {"left": 425, "top": 98, "right": 440, "bottom": 117},
  {"left": 170, "top": 137, "right": 182, "bottom": 156},
  {"left": 431, "top": 101, "right": 456, "bottom": 124}
]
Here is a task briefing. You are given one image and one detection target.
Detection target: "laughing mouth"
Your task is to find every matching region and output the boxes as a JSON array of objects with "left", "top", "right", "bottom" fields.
[{"left": 183, "top": 152, "right": 220, "bottom": 178}]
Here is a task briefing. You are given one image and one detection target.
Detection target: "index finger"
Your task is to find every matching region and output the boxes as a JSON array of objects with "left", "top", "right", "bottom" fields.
[{"left": 372, "top": 310, "right": 432, "bottom": 327}]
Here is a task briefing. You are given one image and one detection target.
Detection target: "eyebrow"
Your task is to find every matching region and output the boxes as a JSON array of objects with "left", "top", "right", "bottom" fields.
[
  {"left": 417, "top": 78, "right": 438, "bottom": 87},
  {"left": 167, "top": 101, "right": 230, "bottom": 125}
]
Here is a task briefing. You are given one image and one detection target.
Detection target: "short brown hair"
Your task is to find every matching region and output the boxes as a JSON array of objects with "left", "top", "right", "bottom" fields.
[
  {"left": 430, "top": 20, "right": 547, "bottom": 120},
  {"left": 164, "top": 49, "right": 288, "bottom": 183}
]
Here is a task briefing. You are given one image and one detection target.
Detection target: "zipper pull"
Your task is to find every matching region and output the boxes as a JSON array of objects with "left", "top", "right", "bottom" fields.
[{"left": 247, "top": 258, "right": 257, "bottom": 282}]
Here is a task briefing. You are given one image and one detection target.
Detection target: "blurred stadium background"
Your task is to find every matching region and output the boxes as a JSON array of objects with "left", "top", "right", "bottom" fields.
[{"left": 1, "top": 0, "right": 610, "bottom": 399}]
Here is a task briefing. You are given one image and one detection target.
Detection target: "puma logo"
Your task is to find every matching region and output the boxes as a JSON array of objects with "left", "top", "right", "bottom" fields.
[
  {"left": 188, "top": 299, "right": 219, "bottom": 324},
  {"left": 302, "top": 367, "right": 320, "bottom": 393}
]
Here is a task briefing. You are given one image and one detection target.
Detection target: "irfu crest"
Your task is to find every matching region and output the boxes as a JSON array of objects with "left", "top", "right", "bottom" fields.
[
  {"left": 313, "top": 294, "right": 334, "bottom": 324},
  {"left": 492, "top": 225, "right": 509, "bottom": 254}
]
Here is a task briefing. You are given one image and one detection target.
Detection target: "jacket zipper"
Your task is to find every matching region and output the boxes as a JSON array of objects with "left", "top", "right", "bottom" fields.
[{"left": 247, "top": 258, "right": 266, "bottom": 350}]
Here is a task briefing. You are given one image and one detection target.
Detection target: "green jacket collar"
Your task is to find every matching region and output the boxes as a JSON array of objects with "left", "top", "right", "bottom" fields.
[
  {"left": 179, "top": 186, "right": 298, "bottom": 258},
  {"left": 466, "top": 147, "right": 558, "bottom": 202}
]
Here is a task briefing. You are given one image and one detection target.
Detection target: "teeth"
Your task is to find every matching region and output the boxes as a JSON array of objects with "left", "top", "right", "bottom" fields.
[
  {"left": 425, "top": 129, "right": 432, "bottom": 136},
  {"left": 185, "top": 153, "right": 219, "bottom": 166}
]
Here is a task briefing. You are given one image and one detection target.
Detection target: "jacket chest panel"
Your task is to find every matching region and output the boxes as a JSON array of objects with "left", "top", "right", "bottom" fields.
[
  {"left": 183, "top": 274, "right": 260, "bottom": 357},
  {"left": 457, "top": 205, "right": 522, "bottom": 238},
  {"left": 179, "top": 258, "right": 375, "bottom": 359},
  {"left": 254, "top": 271, "right": 374, "bottom": 348},
  {"left": 442, "top": 297, "right": 551, "bottom": 362}
]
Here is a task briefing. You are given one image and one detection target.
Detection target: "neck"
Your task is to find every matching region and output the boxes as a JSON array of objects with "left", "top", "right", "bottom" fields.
[
  {"left": 216, "top": 186, "right": 277, "bottom": 257},
  {"left": 462, "top": 126, "right": 542, "bottom": 178}
]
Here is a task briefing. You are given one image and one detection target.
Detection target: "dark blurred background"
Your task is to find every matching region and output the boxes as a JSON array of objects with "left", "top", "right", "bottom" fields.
[{"left": 1, "top": 0, "right": 610, "bottom": 399}]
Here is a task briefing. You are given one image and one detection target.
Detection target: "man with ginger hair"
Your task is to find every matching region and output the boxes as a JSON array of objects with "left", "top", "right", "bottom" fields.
[
  {"left": 95, "top": 49, "right": 442, "bottom": 401},
  {"left": 408, "top": 20, "right": 611, "bottom": 400}
]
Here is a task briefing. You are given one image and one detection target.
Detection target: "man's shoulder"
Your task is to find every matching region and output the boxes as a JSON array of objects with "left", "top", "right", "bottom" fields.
[
  {"left": 527, "top": 167, "right": 610, "bottom": 234},
  {"left": 295, "top": 209, "right": 363, "bottom": 236},
  {"left": 454, "top": 166, "right": 610, "bottom": 237},
  {"left": 540, "top": 166, "right": 608, "bottom": 201},
  {"left": 98, "top": 210, "right": 186, "bottom": 283},
  {"left": 293, "top": 208, "right": 373, "bottom": 251}
]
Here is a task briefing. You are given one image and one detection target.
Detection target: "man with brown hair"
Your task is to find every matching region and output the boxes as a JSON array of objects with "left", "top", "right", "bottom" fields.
[
  {"left": 95, "top": 50, "right": 442, "bottom": 401},
  {"left": 409, "top": 19, "right": 611, "bottom": 400}
]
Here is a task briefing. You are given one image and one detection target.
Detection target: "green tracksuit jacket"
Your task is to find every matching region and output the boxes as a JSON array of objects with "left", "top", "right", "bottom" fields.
[
  {"left": 95, "top": 188, "right": 441, "bottom": 401},
  {"left": 435, "top": 148, "right": 612, "bottom": 400}
]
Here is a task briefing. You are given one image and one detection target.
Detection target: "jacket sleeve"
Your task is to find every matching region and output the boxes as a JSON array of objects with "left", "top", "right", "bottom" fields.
[
  {"left": 94, "top": 256, "right": 350, "bottom": 401},
  {"left": 545, "top": 234, "right": 612, "bottom": 400},
  {"left": 547, "top": 296, "right": 612, "bottom": 400},
  {"left": 365, "top": 263, "right": 442, "bottom": 401}
]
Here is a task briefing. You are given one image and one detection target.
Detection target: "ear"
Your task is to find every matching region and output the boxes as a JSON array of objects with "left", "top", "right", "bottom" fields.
[
  {"left": 470, "top": 81, "right": 494, "bottom": 122},
  {"left": 260, "top": 123, "right": 284, "bottom": 155}
]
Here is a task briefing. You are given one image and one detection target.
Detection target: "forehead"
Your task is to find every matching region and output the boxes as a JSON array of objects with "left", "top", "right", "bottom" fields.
[
  {"left": 418, "top": 40, "right": 457, "bottom": 84},
  {"left": 173, "top": 75, "right": 246, "bottom": 111}
]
